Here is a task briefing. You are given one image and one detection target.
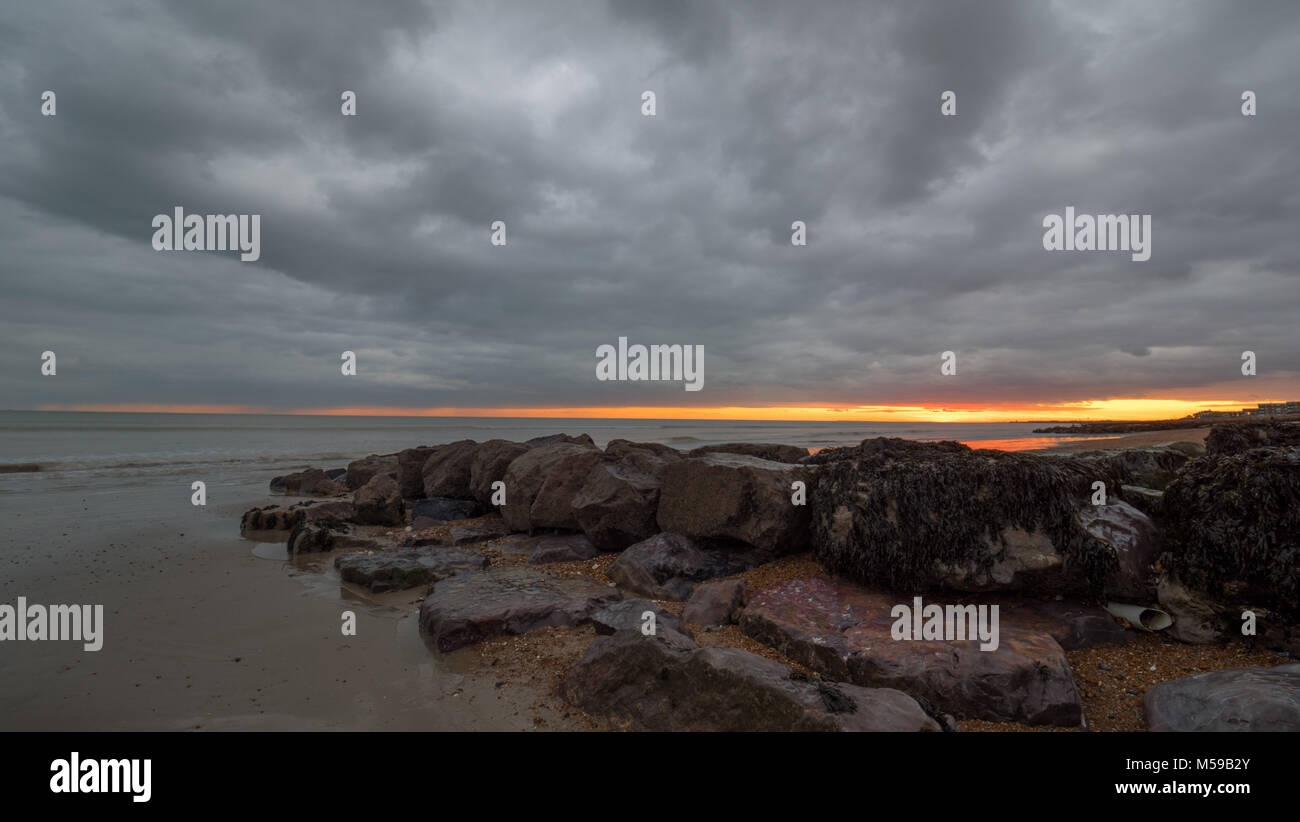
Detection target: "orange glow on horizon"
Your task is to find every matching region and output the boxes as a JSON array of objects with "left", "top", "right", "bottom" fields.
[{"left": 32, "top": 397, "right": 1288, "bottom": 423}]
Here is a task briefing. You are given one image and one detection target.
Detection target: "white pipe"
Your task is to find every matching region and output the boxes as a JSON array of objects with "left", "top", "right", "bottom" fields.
[{"left": 1105, "top": 601, "right": 1173, "bottom": 631}]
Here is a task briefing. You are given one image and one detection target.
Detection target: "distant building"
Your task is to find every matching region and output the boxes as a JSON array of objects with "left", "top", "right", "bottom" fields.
[{"left": 1258, "top": 402, "right": 1287, "bottom": 416}]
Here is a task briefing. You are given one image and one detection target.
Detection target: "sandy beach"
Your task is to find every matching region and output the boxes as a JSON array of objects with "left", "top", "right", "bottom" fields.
[{"left": 1032, "top": 427, "right": 1211, "bottom": 453}]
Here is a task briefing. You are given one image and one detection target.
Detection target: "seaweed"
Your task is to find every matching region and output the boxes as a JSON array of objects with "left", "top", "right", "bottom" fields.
[
  {"left": 811, "top": 446, "right": 1121, "bottom": 595},
  {"left": 1160, "top": 447, "right": 1300, "bottom": 620}
]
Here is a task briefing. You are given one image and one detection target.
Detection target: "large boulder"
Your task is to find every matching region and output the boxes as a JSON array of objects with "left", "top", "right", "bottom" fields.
[
  {"left": 657, "top": 453, "right": 811, "bottom": 554},
  {"left": 1075, "top": 500, "right": 1161, "bottom": 601},
  {"left": 560, "top": 626, "right": 941, "bottom": 732},
  {"left": 418, "top": 566, "right": 621, "bottom": 651},
  {"left": 606, "top": 532, "right": 769, "bottom": 601},
  {"left": 812, "top": 447, "right": 1118, "bottom": 596},
  {"left": 1159, "top": 447, "right": 1300, "bottom": 622},
  {"left": 344, "top": 454, "right": 398, "bottom": 490},
  {"left": 469, "top": 439, "right": 532, "bottom": 504},
  {"left": 395, "top": 446, "right": 438, "bottom": 499},
  {"left": 1205, "top": 421, "right": 1300, "bottom": 456},
  {"left": 499, "top": 443, "right": 604, "bottom": 532},
  {"left": 420, "top": 439, "right": 479, "bottom": 499},
  {"left": 1144, "top": 664, "right": 1300, "bottom": 731},
  {"left": 739, "top": 577, "right": 1083, "bottom": 726},
  {"left": 1075, "top": 446, "right": 1194, "bottom": 491},
  {"left": 688, "top": 442, "right": 808, "bottom": 464},
  {"left": 270, "top": 468, "right": 344, "bottom": 496},
  {"left": 351, "top": 473, "right": 404, "bottom": 526},
  {"left": 526, "top": 433, "right": 595, "bottom": 447},
  {"left": 525, "top": 533, "right": 603, "bottom": 564},
  {"left": 802, "top": 437, "right": 971, "bottom": 466},
  {"left": 590, "top": 598, "right": 690, "bottom": 638},
  {"left": 335, "top": 546, "right": 488, "bottom": 593},
  {"left": 570, "top": 443, "right": 681, "bottom": 551}
]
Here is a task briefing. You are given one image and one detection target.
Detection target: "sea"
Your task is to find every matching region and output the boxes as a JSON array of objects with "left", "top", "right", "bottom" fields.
[{"left": 0, "top": 411, "right": 1119, "bottom": 494}]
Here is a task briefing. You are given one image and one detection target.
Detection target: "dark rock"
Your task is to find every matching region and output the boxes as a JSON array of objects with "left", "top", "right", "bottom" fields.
[
  {"left": 420, "top": 439, "right": 479, "bottom": 499},
  {"left": 1145, "top": 664, "right": 1300, "bottom": 731},
  {"left": 270, "top": 468, "right": 344, "bottom": 496},
  {"left": 591, "top": 598, "right": 690, "bottom": 638},
  {"left": 802, "top": 437, "right": 971, "bottom": 466},
  {"left": 604, "top": 439, "right": 683, "bottom": 462},
  {"left": 812, "top": 447, "right": 1118, "bottom": 596},
  {"left": 606, "top": 532, "right": 769, "bottom": 601},
  {"left": 335, "top": 546, "right": 488, "bottom": 593},
  {"left": 408, "top": 497, "right": 487, "bottom": 527},
  {"left": 560, "top": 627, "right": 940, "bottom": 731},
  {"left": 395, "top": 446, "right": 438, "bottom": 499},
  {"left": 418, "top": 566, "right": 620, "bottom": 651},
  {"left": 447, "top": 520, "right": 514, "bottom": 545},
  {"left": 351, "top": 473, "right": 404, "bottom": 526},
  {"left": 739, "top": 577, "right": 1083, "bottom": 726},
  {"left": 657, "top": 453, "right": 811, "bottom": 554},
  {"left": 500, "top": 443, "right": 603, "bottom": 532},
  {"left": 688, "top": 442, "right": 808, "bottom": 464},
  {"left": 287, "top": 521, "right": 381, "bottom": 555},
  {"left": 571, "top": 446, "right": 678, "bottom": 551},
  {"left": 997, "top": 599, "right": 1129, "bottom": 650},
  {"left": 240, "top": 500, "right": 358, "bottom": 536},
  {"left": 469, "top": 439, "right": 532, "bottom": 504},
  {"left": 525, "top": 533, "right": 602, "bottom": 564},
  {"left": 1206, "top": 421, "right": 1300, "bottom": 456},
  {"left": 526, "top": 433, "right": 595, "bottom": 447},
  {"left": 344, "top": 454, "right": 399, "bottom": 490},
  {"left": 1119, "top": 484, "right": 1164, "bottom": 518},
  {"left": 1075, "top": 500, "right": 1161, "bottom": 601},
  {"left": 325, "top": 468, "right": 347, "bottom": 480},
  {"left": 1074, "top": 446, "right": 1193, "bottom": 491},
  {"left": 1160, "top": 447, "right": 1300, "bottom": 621},
  {"left": 682, "top": 579, "right": 748, "bottom": 626}
]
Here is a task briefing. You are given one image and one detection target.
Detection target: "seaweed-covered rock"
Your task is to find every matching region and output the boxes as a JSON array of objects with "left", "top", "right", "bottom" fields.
[
  {"left": 1145, "top": 664, "right": 1300, "bottom": 731},
  {"left": 1205, "top": 421, "right": 1300, "bottom": 456},
  {"left": 1075, "top": 447, "right": 1193, "bottom": 491},
  {"left": 1119, "top": 485, "right": 1164, "bottom": 518},
  {"left": 468, "top": 439, "right": 531, "bottom": 504},
  {"left": 1159, "top": 448, "right": 1300, "bottom": 621},
  {"left": 688, "top": 442, "right": 808, "bottom": 464},
  {"left": 287, "top": 521, "right": 382, "bottom": 554},
  {"left": 270, "top": 468, "right": 344, "bottom": 496},
  {"left": 802, "top": 437, "right": 971, "bottom": 466},
  {"left": 560, "top": 627, "right": 941, "bottom": 732},
  {"left": 420, "top": 439, "right": 479, "bottom": 499},
  {"left": 812, "top": 448, "right": 1119, "bottom": 596},
  {"left": 499, "top": 443, "right": 604, "bottom": 532},
  {"left": 657, "top": 453, "right": 811, "bottom": 553},
  {"left": 240, "top": 500, "right": 356, "bottom": 536}
]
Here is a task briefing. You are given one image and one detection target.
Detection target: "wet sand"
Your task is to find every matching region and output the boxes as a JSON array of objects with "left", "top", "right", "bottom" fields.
[
  {"left": 0, "top": 480, "right": 578, "bottom": 731},
  {"left": 1031, "top": 427, "right": 1210, "bottom": 453}
]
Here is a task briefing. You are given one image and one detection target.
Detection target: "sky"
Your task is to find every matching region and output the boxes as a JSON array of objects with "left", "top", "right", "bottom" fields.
[{"left": 1, "top": 0, "right": 1297, "bottom": 422}]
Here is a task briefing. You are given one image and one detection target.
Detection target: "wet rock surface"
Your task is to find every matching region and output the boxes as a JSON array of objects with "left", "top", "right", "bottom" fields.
[
  {"left": 335, "top": 546, "right": 488, "bottom": 593},
  {"left": 606, "top": 531, "right": 770, "bottom": 601},
  {"left": 1144, "top": 664, "right": 1300, "bottom": 731}
]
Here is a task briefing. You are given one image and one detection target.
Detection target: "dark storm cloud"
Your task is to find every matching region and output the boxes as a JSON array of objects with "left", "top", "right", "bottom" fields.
[{"left": 0, "top": 0, "right": 1297, "bottom": 412}]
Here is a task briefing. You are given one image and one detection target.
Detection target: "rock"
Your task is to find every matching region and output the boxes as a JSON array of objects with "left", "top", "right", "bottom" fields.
[
  {"left": 335, "top": 547, "right": 488, "bottom": 593},
  {"left": 997, "top": 599, "right": 1129, "bottom": 650},
  {"left": 447, "top": 519, "right": 514, "bottom": 545},
  {"left": 499, "top": 443, "right": 604, "bottom": 532},
  {"left": 739, "top": 577, "right": 1083, "bottom": 726},
  {"left": 1075, "top": 446, "right": 1193, "bottom": 491},
  {"left": 604, "top": 439, "right": 683, "bottom": 462},
  {"left": 1205, "top": 421, "right": 1300, "bottom": 456},
  {"left": 1119, "top": 484, "right": 1164, "bottom": 518},
  {"left": 1166, "top": 441, "right": 1207, "bottom": 458},
  {"left": 571, "top": 446, "right": 677, "bottom": 551},
  {"left": 526, "top": 433, "right": 595, "bottom": 447},
  {"left": 688, "top": 442, "right": 808, "bottom": 464},
  {"left": 469, "top": 439, "right": 532, "bottom": 504},
  {"left": 418, "top": 566, "right": 620, "bottom": 651},
  {"left": 560, "top": 627, "right": 940, "bottom": 732},
  {"left": 812, "top": 447, "right": 1117, "bottom": 596},
  {"left": 606, "top": 532, "right": 769, "bottom": 601},
  {"left": 396, "top": 446, "right": 438, "bottom": 499},
  {"left": 420, "top": 439, "right": 479, "bottom": 499},
  {"left": 802, "top": 437, "right": 971, "bottom": 466},
  {"left": 408, "top": 497, "right": 487, "bottom": 529},
  {"left": 270, "top": 468, "right": 344, "bottom": 496},
  {"left": 287, "top": 521, "right": 381, "bottom": 554},
  {"left": 344, "top": 454, "right": 399, "bottom": 490},
  {"left": 241, "top": 500, "right": 360, "bottom": 536},
  {"left": 1144, "top": 664, "right": 1300, "bottom": 731},
  {"left": 1075, "top": 500, "right": 1161, "bottom": 601},
  {"left": 351, "top": 473, "right": 404, "bottom": 526},
  {"left": 682, "top": 579, "right": 747, "bottom": 626},
  {"left": 657, "top": 453, "right": 811, "bottom": 554},
  {"left": 524, "top": 533, "right": 602, "bottom": 564},
  {"left": 1160, "top": 447, "right": 1300, "bottom": 622},
  {"left": 1157, "top": 575, "right": 1231, "bottom": 644},
  {"left": 591, "top": 599, "right": 690, "bottom": 638}
]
